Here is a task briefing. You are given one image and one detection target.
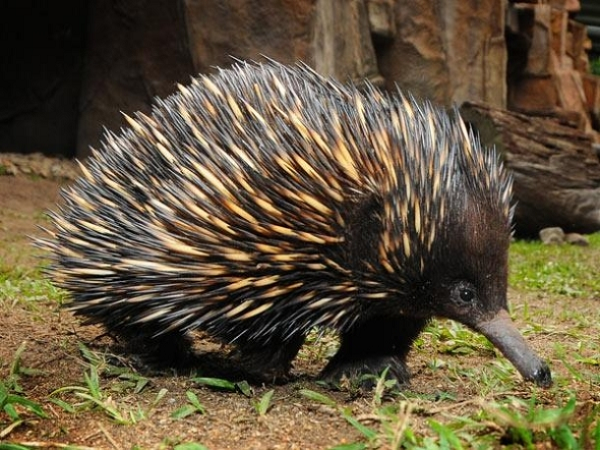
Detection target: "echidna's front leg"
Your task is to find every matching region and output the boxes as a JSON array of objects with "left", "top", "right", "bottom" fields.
[{"left": 321, "top": 316, "right": 427, "bottom": 388}]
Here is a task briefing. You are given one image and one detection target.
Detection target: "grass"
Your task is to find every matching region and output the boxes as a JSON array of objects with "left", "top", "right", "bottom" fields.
[
  {"left": 1, "top": 234, "right": 599, "bottom": 448},
  {"left": 0, "top": 266, "right": 65, "bottom": 309},
  {"left": 253, "top": 389, "right": 275, "bottom": 416},
  {"left": 591, "top": 57, "right": 600, "bottom": 76},
  {"left": 46, "top": 344, "right": 166, "bottom": 426},
  {"left": 509, "top": 233, "right": 600, "bottom": 298},
  {"left": 170, "top": 391, "right": 206, "bottom": 420},
  {"left": 299, "top": 378, "right": 600, "bottom": 450},
  {"left": 0, "top": 344, "right": 48, "bottom": 441}
]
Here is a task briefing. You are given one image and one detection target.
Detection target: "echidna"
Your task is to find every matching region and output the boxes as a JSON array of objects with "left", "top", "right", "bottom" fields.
[{"left": 39, "top": 60, "right": 551, "bottom": 387}]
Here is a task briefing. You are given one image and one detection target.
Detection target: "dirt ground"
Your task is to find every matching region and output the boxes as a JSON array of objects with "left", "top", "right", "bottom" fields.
[{"left": 0, "top": 171, "right": 598, "bottom": 449}]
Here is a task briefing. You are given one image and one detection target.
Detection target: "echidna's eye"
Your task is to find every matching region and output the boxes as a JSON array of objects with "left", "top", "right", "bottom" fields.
[
  {"left": 449, "top": 283, "right": 477, "bottom": 307},
  {"left": 458, "top": 288, "right": 475, "bottom": 303}
]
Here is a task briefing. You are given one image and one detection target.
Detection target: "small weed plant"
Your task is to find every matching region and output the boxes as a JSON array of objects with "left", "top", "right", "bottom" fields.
[{"left": 49, "top": 344, "right": 163, "bottom": 425}]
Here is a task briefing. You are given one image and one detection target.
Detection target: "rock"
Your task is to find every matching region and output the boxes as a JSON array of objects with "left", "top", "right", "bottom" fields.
[
  {"left": 509, "top": 75, "right": 559, "bottom": 112},
  {"left": 366, "top": 0, "right": 396, "bottom": 40},
  {"left": 539, "top": 227, "right": 566, "bottom": 244},
  {"left": 564, "top": 232, "right": 590, "bottom": 246},
  {"left": 376, "top": 0, "right": 507, "bottom": 107},
  {"left": 505, "top": 2, "right": 597, "bottom": 134},
  {"left": 554, "top": 65, "right": 589, "bottom": 130},
  {"left": 310, "top": 0, "right": 381, "bottom": 83},
  {"left": 77, "top": 0, "right": 381, "bottom": 157},
  {"left": 182, "top": 0, "right": 314, "bottom": 73},
  {"left": 517, "top": 3, "right": 553, "bottom": 76},
  {"left": 582, "top": 75, "right": 600, "bottom": 130},
  {"left": 0, "top": 1, "right": 86, "bottom": 157},
  {"left": 0, "top": 152, "right": 80, "bottom": 180},
  {"left": 76, "top": 0, "right": 195, "bottom": 158},
  {"left": 3, "top": 0, "right": 597, "bottom": 161}
]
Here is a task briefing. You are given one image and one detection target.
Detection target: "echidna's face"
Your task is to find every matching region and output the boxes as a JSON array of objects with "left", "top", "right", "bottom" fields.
[{"left": 426, "top": 201, "right": 510, "bottom": 326}]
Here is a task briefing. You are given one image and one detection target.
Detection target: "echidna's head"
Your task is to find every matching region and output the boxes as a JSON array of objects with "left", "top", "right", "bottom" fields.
[
  {"left": 421, "top": 186, "right": 551, "bottom": 387},
  {"left": 365, "top": 99, "right": 551, "bottom": 387}
]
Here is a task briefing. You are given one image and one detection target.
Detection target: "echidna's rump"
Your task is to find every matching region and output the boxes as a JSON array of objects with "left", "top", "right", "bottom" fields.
[{"left": 38, "top": 60, "right": 551, "bottom": 387}]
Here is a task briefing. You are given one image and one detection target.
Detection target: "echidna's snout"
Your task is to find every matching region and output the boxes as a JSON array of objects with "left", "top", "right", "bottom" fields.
[{"left": 475, "top": 309, "right": 552, "bottom": 387}]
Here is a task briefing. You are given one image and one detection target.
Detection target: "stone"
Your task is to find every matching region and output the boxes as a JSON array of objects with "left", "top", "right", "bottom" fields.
[
  {"left": 0, "top": 152, "right": 79, "bottom": 180},
  {"left": 549, "top": 0, "right": 581, "bottom": 13},
  {"left": 76, "top": 0, "right": 194, "bottom": 158},
  {"left": 506, "top": 1, "right": 599, "bottom": 135},
  {"left": 3, "top": 0, "right": 597, "bottom": 160},
  {"left": 565, "top": 232, "right": 590, "bottom": 246},
  {"left": 0, "top": 1, "right": 87, "bottom": 157},
  {"left": 366, "top": 0, "right": 396, "bottom": 40},
  {"left": 582, "top": 74, "right": 600, "bottom": 115},
  {"left": 182, "top": 0, "right": 314, "bottom": 73},
  {"left": 539, "top": 227, "right": 565, "bottom": 244},
  {"left": 182, "top": 0, "right": 381, "bottom": 87},
  {"left": 549, "top": 0, "right": 567, "bottom": 9},
  {"left": 376, "top": 0, "right": 506, "bottom": 108},
  {"left": 550, "top": 8, "right": 567, "bottom": 64},
  {"left": 554, "top": 66, "right": 592, "bottom": 131},
  {"left": 310, "top": 0, "right": 381, "bottom": 83},
  {"left": 509, "top": 75, "right": 558, "bottom": 112},
  {"left": 512, "top": 3, "right": 553, "bottom": 76},
  {"left": 563, "top": 0, "right": 581, "bottom": 12},
  {"left": 567, "top": 19, "right": 588, "bottom": 60}
]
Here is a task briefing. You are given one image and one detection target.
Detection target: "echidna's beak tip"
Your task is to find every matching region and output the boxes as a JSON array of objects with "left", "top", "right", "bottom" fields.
[
  {"left": 475, "top": 309, "right": 552, "bottom": 387},
  {"left": 530, "top": 360, "right": 553, "bottom": 388}
]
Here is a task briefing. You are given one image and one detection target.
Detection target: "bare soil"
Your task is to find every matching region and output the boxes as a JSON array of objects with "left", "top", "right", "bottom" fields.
[{"left": 0, "top": 172, "right": 598, "bottom": 449}]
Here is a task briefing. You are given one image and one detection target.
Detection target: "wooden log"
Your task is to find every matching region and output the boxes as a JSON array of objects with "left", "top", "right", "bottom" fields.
[{"left": 460, "top": 102, "right": 600, "bottom": 237}]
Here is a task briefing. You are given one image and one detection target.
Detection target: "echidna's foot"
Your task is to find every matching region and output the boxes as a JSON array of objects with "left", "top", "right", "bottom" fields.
[
  {"left": 320, "top": 355, "right": 411, "bottom": 389},
  {"left": 231, "top": 334, "right": 305, "bottom": 384},
  {"left": 321, "top": 316, "right": 428, "bottom": 389},
  {"left": 118, "top": 330, "right": 198, "bottom": 372}
]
